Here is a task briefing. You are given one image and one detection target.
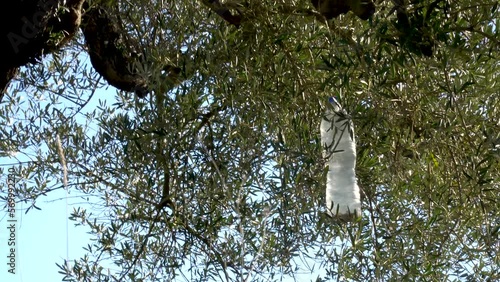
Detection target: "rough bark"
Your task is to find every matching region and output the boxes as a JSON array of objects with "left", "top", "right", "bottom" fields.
[
  {"left": 0, "top": 0, "right": 84, "bottom": 101},
  {"left": 80, "top": 4, "right": 151, "bottom": 97},
  {"left": 0, "top": 0, "right": 183, "bottom": 101}
]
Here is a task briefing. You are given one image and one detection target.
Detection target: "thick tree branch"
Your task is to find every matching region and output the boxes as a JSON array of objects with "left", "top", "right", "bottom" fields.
[
  {"left": 201, "top": 0, "right": 243, "bottom": 27},
  {"left": 311, "top": 0, "right": 375, "bottom": 20},
  {"left": 0, "top": 0, "right": 85, "bottom": 101},
  {"left": 81, "top": 4, "right": 151, "bottom": 97}
]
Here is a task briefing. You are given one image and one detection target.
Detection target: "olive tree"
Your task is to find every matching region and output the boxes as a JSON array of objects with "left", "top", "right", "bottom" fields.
[{"left": 1, "top": 0, "right": 499, "bottom": 281}]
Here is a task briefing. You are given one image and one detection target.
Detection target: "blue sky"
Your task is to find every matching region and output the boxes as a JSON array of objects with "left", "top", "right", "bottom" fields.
[
  {"left": 0, "top": 82, "right": 106, "bottom": 281},
  {"left": 0, "top": 187, "right": 93, "bottom": 281}
]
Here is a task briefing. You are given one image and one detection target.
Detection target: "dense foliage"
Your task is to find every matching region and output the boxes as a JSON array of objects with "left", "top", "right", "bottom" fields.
[{"left": 1, "top": 0, "right": 499, "bottom": 281}]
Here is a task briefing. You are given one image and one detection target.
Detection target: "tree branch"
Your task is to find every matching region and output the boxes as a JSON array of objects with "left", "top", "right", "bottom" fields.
[{"left": 200, "top": 0, "right": 243, "bottom": 27}]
